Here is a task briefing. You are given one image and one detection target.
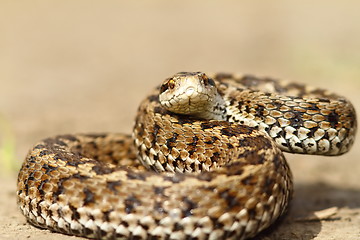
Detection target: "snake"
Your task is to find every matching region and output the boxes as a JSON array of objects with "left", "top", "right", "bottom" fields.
[{"left": 17, "top": 72, "right": 357, "bottom": 240}]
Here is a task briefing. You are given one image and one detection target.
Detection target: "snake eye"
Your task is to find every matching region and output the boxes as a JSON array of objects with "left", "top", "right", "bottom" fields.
[
  {"left": 168, "top": 79, "right": 175, "bottom": 89},
  {"left": 160, "top": 79, "right": 175, "bottom": 93}
]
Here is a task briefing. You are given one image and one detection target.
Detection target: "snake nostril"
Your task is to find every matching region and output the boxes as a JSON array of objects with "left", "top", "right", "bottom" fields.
[{"left": 186, "top": 87, "right": 195, "bottom": 96}]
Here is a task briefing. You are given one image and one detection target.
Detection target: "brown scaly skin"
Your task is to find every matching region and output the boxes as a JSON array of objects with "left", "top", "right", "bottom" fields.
[
  {"left": 213, "top": 73, "right": 357, "bottom": 155},
  {"left": 17, "top": 72, "right": 356, "bottom": 239}
]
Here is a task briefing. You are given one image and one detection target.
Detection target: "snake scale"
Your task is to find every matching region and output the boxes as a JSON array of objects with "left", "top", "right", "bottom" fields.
[{"left": 17, "top": 72, "right": 357, "bottom": 240}]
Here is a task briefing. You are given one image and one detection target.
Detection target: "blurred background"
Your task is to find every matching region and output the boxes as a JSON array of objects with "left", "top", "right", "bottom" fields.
[{"left": 0, "top": 1, "right": 359, "bottom": 239}]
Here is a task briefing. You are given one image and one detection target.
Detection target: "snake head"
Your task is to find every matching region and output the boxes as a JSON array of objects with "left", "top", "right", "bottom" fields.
[{"left": 159, "top": 72, "right": 226, "bottom": 120}]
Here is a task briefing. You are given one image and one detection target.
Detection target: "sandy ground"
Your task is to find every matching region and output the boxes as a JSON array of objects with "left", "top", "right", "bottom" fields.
[{"left": 1, "top": 1, "right": 360, "bottom": 239}]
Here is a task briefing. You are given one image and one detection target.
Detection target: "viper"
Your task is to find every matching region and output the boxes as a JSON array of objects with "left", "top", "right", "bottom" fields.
[{"left": 17, "top": 72, "right": 357, "bottom": 239}]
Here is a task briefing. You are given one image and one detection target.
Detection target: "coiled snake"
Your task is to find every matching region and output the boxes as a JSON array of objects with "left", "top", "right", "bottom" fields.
[{"left": 17, "top": 72, "right": 357, "bottom": 239}]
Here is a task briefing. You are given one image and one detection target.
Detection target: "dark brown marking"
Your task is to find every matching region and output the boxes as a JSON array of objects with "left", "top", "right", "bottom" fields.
[
  {"left": 219, "top": 189, "right": 240, "bottom": 209},
  {"left": 181, "top": 196, "right": 198, "bottom": 217},
  {"left": 84, "top": 133, "right": 108, "bottom": 138},
  {"left": 42, "top": 163, "right": 57, "bottom": 174},
  {"left": 238, "top": 151, "right": 265, "bottom": 165},
  {"left": 225, "top": 162, "right": 245, "bottom": 176},
  {"left": 37, "top": 179, "right": 49, "bottom": 196},
  {"left": 289, "top": 111, "right": 304, "bottom": 128},
  {"left": 175, "top": 115, "right": 197, "bottom": 125},
  {"left": 39, "top": 150, "right": 50, "bottom": 157},
  {"left": 295, "top": 142, "right": 302, "bottom": 148},
  {"left": 28, "top": 155, "right": 36, "bottom": 163},
  {"left": 213, "top": 73, "right": 234, "bottom": 81},
  {"left": 307, "top": 127, "right": 317, "bottom": 138},
  {"left": 201, "top": 121, "right": 224, "bottom": 130},
  {"left": 262, "top": 176, "right": 276, "bottom": 195},
  {"left": 238, "top": 135, "right": 272, "bottom": 150},
  {"left": 210, "top": 152, "right": 220, "bottom": 164},
  {"left": 226, "top": 143, "right": 234, "bottom": 149},
  {"left": 240, "top": 75, "right": 261, "bottom": 87},
  {"left": 327, "top": 112, "right": 339, "bottom": 128},
  {"left": 69, "top": 204, "right": 81, "bottom": 221},
  {"left": 151, "top": 123, "right": 161, "bottom": 145},
  {"left": 83, "top": 188, "right": 95, "bottom": 205},
  {"left": 272, "top": 153, "right": 284, "bottom": 169},
  {"left": 318, "top": 98, "right": 331, "bottom": 103},
  {"left": 106, "top": 181, "right": 122, "bottom": 193},
  {"left": 153, "top": 186, "right": 166, "bottom": 195},
  {"left": 126, "top": 170, "right": 147, "bottom": 181},
  {"left": 153, "top": 106, "right": 165, "bottom": 114},
  {"left": 241, "top": 175, "right": 256, "bottom": 186},
  {"left": 147, "top": 94, "right": 159, "bottom": 103},
  {"left": 221, "top": 127, "right": 237, "bottom": 137},
  {"left": 58, "top": 134, "right": 79, "bottom": 142},
  {"left": 124, "top": 195, "right": 141, "bottom": 214},
  {"left": 53, "top": 174, "right": 90, "bottom": 200},
  {"left": 281, "top": 141, "right": 290, "bottom": 149},
  {"left": 166, "top": 133, "right": 178, "bottom": 148},
  {"left": 84, "top": 228, "right": 94, "bottom": 236},
  {"left": 173, "top": 222, "right": 184, "bottom": 231},
  {"left": 286, "top": 83, "right": 306, "bottom": 96},
  {"left": 255, "top": 105, "right": 265, "bottom": 118}
]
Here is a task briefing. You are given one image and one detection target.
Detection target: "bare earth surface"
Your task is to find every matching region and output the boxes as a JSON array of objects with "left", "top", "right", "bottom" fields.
[{"left": 0, "top": 1, "right": 359, "bottom": 240}]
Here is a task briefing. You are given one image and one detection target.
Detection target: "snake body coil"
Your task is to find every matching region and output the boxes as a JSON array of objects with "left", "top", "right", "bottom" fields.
[{"left": 17, "top": 72, "right": 357, "bottom": 239}]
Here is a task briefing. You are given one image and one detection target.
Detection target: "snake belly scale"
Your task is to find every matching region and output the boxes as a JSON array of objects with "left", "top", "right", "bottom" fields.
[{"left": 17, "top": 72, "right": 357, "bottom": 240}]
